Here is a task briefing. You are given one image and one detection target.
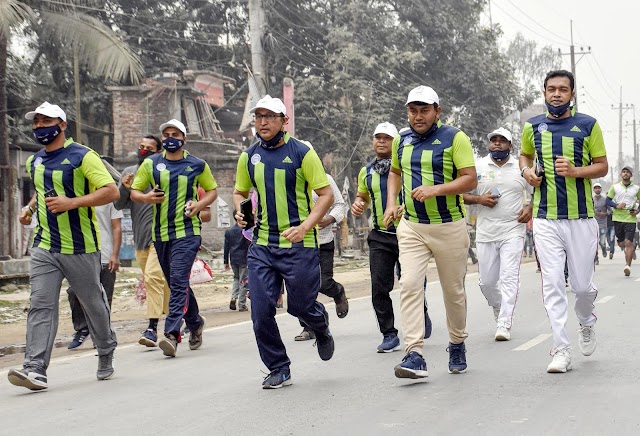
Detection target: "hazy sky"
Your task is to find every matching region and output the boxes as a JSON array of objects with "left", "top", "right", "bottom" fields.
[{"left": 489, "top": 0, "right": 639, "bottom": 173}]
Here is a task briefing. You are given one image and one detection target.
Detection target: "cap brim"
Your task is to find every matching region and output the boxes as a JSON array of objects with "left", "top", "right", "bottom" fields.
[
  {"left": 160, "top": 123, "right": 186, "bottom": 136},
  {"left": 24, "top": 111, "right": 37, "bottom": 121}
]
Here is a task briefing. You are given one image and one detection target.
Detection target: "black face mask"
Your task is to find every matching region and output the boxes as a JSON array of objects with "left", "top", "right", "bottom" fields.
[
  {"left": 546, "top": 100, "right": 571, "bottom": 118},
  {"left": 138, "top": 148, "right": 152, "bottom": 164},
  {"left": 410, "top": 122, "right": 438, "bottom": 139},
  {"left": 257, "top": 131, "right": 285, "bottom": 149}
]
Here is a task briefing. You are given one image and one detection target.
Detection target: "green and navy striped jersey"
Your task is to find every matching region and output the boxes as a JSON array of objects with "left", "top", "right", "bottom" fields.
[
  {"left": 131, "top": 150, "right": 217, "bottom": 241},
  {"left": 391, "top": 121, "right": 475, "bottom": 224},
  {"left": 26, "top": 138, "right": 114, "bottom": 254},
  {"left": 357, "top": 161, "right": 399, "bottom": 231},
  {"left": 235, "top": 133, "right": 329, "bottom": 248},
  {"left": 522, "top": 110, "right": 606, "bottom": 220}
]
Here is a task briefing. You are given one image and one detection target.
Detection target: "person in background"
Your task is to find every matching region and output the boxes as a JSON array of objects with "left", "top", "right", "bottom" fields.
[{"left": 224, "top": 215, "right": 251, "bottom": 312}]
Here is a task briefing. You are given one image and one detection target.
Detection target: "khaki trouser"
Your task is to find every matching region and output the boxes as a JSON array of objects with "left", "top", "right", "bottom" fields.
[
  {"left": 136, "top": 245, "right": 170, "bottom": 318},
  {"left": 397, "top": 218, "right": 469, "bottom": 354}
]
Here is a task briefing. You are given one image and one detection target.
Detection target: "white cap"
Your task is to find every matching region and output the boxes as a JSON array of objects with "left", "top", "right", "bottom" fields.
[
  {"left": 25, "top": 101, "right": 66, "bottom": 122},
  {"left": 159, "top": 119, "right": 187, "bottom": 136},
  {"left": 373, "top": 122, "right": 399, "bottom": 138},
  {"left": 487, "top": 127, "right": 513, "bottom": 143},
  {"left": 250, "top": 95, "right": 287, "bottom": 116},
  {"left": 593, "top": 182, "right": 602, "bottom": 188},
  {"left": 405, "top": 86, "right": 439, "bottom": 106}
]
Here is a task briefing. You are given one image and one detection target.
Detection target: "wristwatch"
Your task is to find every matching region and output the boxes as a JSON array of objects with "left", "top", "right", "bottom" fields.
[{"left": 520, "top": 166, "right": 530, "bottom": 178}]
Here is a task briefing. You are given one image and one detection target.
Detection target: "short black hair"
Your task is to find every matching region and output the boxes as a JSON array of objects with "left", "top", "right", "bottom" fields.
[
  {"left": 544, "top": 70, "right": 575, "bottom": 91},
  {"left": 144, "top": 134, "right": 162, "bottom": 151}
]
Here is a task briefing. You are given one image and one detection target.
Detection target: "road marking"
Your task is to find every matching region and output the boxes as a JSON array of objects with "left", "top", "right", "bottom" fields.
[
  {"left": 634, "top": 277, "right": 640, "bottom": 282},
  {"left": 512, "top": 334, "right": 551, "bottom": 351},
  {"left": 595, "top": 295, "right": 615, "bottom": 304}
]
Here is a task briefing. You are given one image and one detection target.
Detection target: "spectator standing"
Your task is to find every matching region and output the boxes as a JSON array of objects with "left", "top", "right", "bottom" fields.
[{"left": 224, "top": 219, "right": 251, "bottom": 311}]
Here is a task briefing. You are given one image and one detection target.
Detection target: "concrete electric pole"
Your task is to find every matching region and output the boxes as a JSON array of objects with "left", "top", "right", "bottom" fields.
[
  {"left": 559, "top": 20, "right": 590, "bottom": 112},
  {"left": 613, "top": 87, "right": 633, "bottom": 172},
  {"left": 248, "top": 0, "right": 268, "bottom": 97}
]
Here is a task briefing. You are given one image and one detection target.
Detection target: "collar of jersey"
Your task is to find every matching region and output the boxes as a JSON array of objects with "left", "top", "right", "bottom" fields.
[
  {"left": 486, "top": 155, "right": 515, "bottom": 167},
  {"left": 161, "top": 149, "right": 190, "bottom": 159}
]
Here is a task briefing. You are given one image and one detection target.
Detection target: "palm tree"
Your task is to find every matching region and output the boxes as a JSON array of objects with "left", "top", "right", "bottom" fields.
[{"left": 0, "top": 0, "right": 144, "bottom": 257}]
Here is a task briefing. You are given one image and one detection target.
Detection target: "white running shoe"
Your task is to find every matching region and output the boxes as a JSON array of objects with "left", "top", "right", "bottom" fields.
[
  {"left": 578, "top": 325, "right": 596, "bottom": 356},
  {"left": 624, "top": 265, "right": 631, "bottom": 276},
  {"left": 547, "top": 349, "right": 572, "bottom": 373},
  {"left": 495, "top": 323, "right": 511, "bottom": 341},
  {"left": 492, "top": 306, "right": 500, "bottom": 322}
]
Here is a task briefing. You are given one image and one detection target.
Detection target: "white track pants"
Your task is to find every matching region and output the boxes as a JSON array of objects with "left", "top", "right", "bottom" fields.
[
  {"left": 477, "top": 236, "right": 524, "bottom": 328},
  {"left": 533, "top": 218, "right": 598, "bottom": 353}
]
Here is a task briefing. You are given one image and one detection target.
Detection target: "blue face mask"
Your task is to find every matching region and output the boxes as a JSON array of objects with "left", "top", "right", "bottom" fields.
[
  {"left": 33, "top": 124, "right": 62, "bottom": 145},
  {"left": 162, "top": 137, "right": 184, "bottom": 152},
  {"left": 257, "top": 130, "right": 285, "bottom": 149},
  {"left": 490, "top": 149, "right": 510, "bottom": 161},
  {"left": 546, "top": 101, "right": 571, "bottom": 118}
]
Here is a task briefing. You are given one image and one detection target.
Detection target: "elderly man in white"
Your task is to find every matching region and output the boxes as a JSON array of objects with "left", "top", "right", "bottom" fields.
[{"left": 463, "top": 127, "right": 532, "bottom": 341}]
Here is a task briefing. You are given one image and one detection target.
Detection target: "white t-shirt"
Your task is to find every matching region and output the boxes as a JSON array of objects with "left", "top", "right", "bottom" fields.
[
  {"left": 472, "top": 155, "right": 531, "bottom": 243},
  {"left": 96, "top": 203, "right": 124, "bottom": 264}
]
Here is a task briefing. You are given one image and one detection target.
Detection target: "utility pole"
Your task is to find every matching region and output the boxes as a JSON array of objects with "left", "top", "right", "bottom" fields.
[
  {"left": 613, "top": 87, "right": 633, "bottom": 172},
  {"left": 73, "top": 47, "right": 82, "bottom": 142},
  {"left": 626, "top": 106, "right": 640, "bottom": 181},
  {"left": 248, "top": 0, "right": 268, "bottom": 97},
  {"left": 559, "top": 20, "right": 590, "bottom": 112}
]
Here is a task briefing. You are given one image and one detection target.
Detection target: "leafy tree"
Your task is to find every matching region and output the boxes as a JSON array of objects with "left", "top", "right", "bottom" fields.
[{"left": 0, "top": 0, "right": 143, "bottom": 256}]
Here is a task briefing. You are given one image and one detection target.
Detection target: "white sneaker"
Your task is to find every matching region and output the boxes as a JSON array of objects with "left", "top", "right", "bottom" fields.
[
  {"left": 624, "top": 265, "right": 631, "bottom": 276},
  {"left": 547, "top": 349, "right": 572, "bottom": 373},
  {"left": 578, "top": 325, "right": 596, "bottom": 356},
  {"left": 495, "top": 323, "right": 511, "bottom": 341},
  {"left": 492, "top": 306, "right": 500, "bottom": 322}
]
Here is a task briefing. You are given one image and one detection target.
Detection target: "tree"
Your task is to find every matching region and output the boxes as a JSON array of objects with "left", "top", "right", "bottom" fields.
[
  {"left": 264, "top": 0, "right": 526, "bottom": 175},
  {"left": 0, "top": 0, "right": 144, "bottom": 257},
  {"left": 505, "top": 32, "right": 562, "bottom": 111}
]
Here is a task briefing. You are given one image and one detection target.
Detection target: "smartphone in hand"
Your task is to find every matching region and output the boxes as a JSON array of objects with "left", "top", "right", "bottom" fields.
[
  {"left": 44, "top": 189, "right": 60, "bottom": 215},
  {"left": 491, "top": 187, "right": 501, "bottom": 198},
  {"left": 240, "top": 198, "right": 255, "bottom": 228}
]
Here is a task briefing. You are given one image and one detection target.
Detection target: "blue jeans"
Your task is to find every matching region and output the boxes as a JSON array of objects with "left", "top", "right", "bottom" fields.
[{"left": 607, "top": 225, "right": 616, "bottom": 254}]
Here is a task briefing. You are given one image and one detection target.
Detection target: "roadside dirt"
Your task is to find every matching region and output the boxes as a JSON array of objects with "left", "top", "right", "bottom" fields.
[{"left": 0, "top": 254, "right": 486, "bottom": 370}]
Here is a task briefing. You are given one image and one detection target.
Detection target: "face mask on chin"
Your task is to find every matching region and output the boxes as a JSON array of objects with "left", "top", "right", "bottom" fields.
[
  {"left": 257, "top": 130, "right": 285, "bottom": 149},
  {"left": 546, "top": 100, "right": 571, "bottom": 118},
  {"left": 32, "top": 124, "right": 62, "bottom": 145},
  {"left": 490, "top": 149, "right": 510, "bottom": 161}
]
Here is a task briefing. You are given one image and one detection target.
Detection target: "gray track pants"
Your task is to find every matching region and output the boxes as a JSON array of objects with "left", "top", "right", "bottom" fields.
[{"left": 24, "top": 248, "right": 117, "bottom": 373}]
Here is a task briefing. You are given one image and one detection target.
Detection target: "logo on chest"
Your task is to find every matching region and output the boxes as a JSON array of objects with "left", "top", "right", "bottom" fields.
[{"left": 251, "top": 154, "right": 262, "bottom": 165}]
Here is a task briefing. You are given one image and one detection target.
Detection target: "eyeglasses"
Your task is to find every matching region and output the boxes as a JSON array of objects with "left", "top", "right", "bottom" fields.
[{"left": 253, "top": 113, "right": 283, "bottom": 122}]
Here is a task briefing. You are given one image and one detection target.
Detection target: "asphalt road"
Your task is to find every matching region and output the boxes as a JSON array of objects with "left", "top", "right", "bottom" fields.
[{"left": 1, "top": 255, "right": 639, "bottom": 435}]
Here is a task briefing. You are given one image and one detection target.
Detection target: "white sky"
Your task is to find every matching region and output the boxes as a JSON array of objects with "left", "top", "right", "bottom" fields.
[{"left": 489, "top": 0, "right": 639, "bottom": 172}]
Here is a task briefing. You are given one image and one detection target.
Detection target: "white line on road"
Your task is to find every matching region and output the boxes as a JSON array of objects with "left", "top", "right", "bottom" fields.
[
  {"left": 595, "top": 296, "right": 615, "bottom": 304},
  {"left": 512, "top": 334, "right": 552, "bottom": 351},
  {"left": 634, "top": 277, "right": 640, "bottom": 282}
]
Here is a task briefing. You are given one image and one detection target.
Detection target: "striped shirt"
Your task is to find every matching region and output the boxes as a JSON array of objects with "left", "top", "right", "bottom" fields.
[
  {"left": 391, "top": 121, "right": 475, "bottom": 224},
  {"left": 357, "top": 160, "right": 398, "bottom": 231},
  {"left": 235, "top": 133, "right": 329, "bottom": 248},
  {"left": 521, "top": 110, "right": 606, "bottom": 220},
  {"left": 131, "top": 150, "right": 217, "bottom": 241},
  {"left": 26, "top": 138, "right": 114, "bottom": 254}
]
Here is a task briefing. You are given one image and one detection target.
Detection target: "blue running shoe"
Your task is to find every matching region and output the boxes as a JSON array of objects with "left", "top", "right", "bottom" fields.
[
  {"left": 377, "top": 334, "right": 400, "bottom": 353},
  {"left": 394, "top": 351, "right": 428, "bottom": 378},
  {"left": 447, "top": 342, "right": 467, "bottom": 374},
  {"left": 424, "top": 311, "right": 432, "bottom": 339},
  {"left": 262, "top": 368, "right": 292, "bottom": 389},
  {"left": 138, "top": 329, "right": 158, "bottom": 347},
  {"left": 68, "top": 329, "right": 90, "bottom": 350}
]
